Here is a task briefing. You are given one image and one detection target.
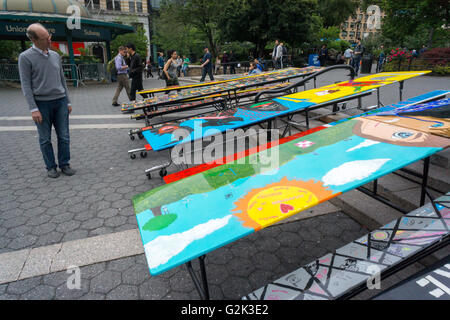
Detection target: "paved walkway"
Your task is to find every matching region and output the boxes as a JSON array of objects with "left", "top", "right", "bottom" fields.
[{"left": 0, "top": 70, "right": 448, "bottom": 300}]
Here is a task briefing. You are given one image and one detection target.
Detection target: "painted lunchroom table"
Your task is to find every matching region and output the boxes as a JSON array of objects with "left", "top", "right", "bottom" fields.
[{"left": 132, "top": 92, "right": 450, "bottom": 299}]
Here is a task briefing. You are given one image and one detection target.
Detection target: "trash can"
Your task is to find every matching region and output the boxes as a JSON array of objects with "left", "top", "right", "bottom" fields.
[{"left": 361, "top": 53, "right": 373, "bottom": 74}]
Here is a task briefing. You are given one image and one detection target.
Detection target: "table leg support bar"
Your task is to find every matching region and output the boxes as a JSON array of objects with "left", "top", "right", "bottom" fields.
[{"left": 186, "top": 255, "right": 210, "bottom": 300}]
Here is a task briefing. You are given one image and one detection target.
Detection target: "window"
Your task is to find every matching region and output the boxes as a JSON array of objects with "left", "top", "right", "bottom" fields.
[
  {"left": 341, "top": 31, "right": 347, "bottom": 37},
  {"left": 136, "top": 1, "right": 143, "bottom": 12},
  {"left": 84, "top": 0, "right": 100, "bottom": 9},
  {"left": 129, "top": 1, "right": 135, "bottom": 12},
  {"left": 349, "top": 31, "right": 355, "bottom": 38},
  {"left": 106, "top": 0, "right": 121, "bottom": 11}
]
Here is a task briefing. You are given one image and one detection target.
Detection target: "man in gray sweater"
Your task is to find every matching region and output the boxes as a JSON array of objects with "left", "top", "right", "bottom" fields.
[{"left": 18, "top": 23, "right": 76, "bottom": 178}]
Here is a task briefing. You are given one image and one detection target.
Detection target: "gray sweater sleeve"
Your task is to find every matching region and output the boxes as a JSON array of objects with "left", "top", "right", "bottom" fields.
[
  {"left": 59, "top": 56, "right": 71, "bottom": 105},
  {"left": 18, "top": 54, "right": 38, "bottom": 112}
]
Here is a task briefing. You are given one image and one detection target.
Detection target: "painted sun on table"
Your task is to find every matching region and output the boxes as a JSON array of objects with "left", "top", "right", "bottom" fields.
[{"left": 232, "top": 177, "right": 336, "bottom": 231}]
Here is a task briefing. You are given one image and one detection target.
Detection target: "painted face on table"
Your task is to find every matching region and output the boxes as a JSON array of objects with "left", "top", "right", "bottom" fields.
[{"left": 353, "top": 117, "right": 449, "bottom": 148}]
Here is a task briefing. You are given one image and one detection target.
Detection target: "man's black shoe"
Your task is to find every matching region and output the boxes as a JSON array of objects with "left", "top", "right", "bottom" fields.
[
  {"left": 61, "top": 165, "right": 76, "bottom": 176},
  {"left": 48, "top": 168, "right": 60, "bottom": 178},
  {"left": 112, "top": 103, "right": 120, "bottom": 107}
]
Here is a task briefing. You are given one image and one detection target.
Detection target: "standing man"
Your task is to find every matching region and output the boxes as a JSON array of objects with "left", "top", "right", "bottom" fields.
[
  {"left": 228, "top": 50, "right": 236, "bottom": 74},
  {"left": 126, "top": 43, "right": 149, "bottom": 102},
  {"left": 18, "top": 23, "right": 75, "bottom": 178},
  {"left": 319, "top": 44, "right": 328, "bottom": 67},
  {"left": 221, "top": 51, "right": 229, "bottom": 74},
  {"left": 353, "top": 39, "right": 364, "bottom": 75},
  {"left": 112, "top": 46, "right": 131, "bottom": 106},
  {"left": 200, "top": 46, "right": 214, "bottom": 82},
  {"left": 272, "top": 40, "right": 280, "bottom": 69}
]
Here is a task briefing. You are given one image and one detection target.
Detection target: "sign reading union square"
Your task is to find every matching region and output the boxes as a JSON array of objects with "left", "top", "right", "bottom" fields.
[{"left": 0, "top": 21, "right": 111, "bottom": 41}]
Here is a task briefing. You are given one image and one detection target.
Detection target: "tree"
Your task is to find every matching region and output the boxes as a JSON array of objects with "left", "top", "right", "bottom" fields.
[
  {"left": 317, "top": 0, "right": 358, "bottom": 28},
  {"left": 110, "top": 25, "right": 148, "bottom": 60},
  {"left": 362, "top": 0, "right": 449, "bottom": 48},
  {"left": 217, "top": 0, "right": 318, "bottom": 58},
  {"left": 0, "top": 40, "right": 22, "bottom": 61},
  {"left": 156, "top": 0, "right": 224, "bottom": 58}
]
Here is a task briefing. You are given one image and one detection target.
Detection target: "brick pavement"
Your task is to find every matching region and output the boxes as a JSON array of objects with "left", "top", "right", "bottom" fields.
[{"left": 0, "top": 71, "right": 448, "bottom": 300}]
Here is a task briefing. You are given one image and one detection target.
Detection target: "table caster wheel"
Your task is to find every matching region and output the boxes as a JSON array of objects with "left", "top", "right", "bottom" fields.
[
  {"left": 130, "top": 135, "right": 135, "bottom": 141},
  {"left": 130, "top": 153, "right": 136, "bottom": 160},
  {"left": 146, "top": 173, "right": 151, "bottom": 180},
  {"left": 159, "top": 168, "right": 167, "bottom": 178},
  {"left": 140, "top": 151, "right": 147, "bottom": 158},
  {"left": 138, "top": 132, "right": 144, "bottom": 139}
]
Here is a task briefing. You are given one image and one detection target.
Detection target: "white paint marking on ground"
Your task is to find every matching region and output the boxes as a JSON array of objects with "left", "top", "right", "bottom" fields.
[
  {"left": 0, "top": 123, "right": 139, "bottom": 131},
  {"left": 0, "top": 115, "right": 131, "bottom": 120}
]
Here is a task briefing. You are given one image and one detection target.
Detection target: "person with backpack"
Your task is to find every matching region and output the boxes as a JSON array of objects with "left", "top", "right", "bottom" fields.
[
  {"left": 112, "top": 46, "right": 131, "bottom": 106},
  {"left": 344, "top": 47, "right": 353, "bottom": 65}
]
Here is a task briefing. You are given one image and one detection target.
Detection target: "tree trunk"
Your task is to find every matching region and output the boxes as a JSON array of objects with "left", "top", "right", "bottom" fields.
[{"left": 427, "top": 27, "right": 435, "bottom": 48}]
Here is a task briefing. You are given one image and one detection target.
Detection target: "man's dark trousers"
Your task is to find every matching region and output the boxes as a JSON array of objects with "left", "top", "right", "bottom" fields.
[
  {"left": 200, "top": 66, "right": 214, "bottom": 82},
  {"left": 130, "top": 76, "right": 149, "bottom": 101},
  {"left": 35, "top": 97, "right": 70, "bottom": 170}
]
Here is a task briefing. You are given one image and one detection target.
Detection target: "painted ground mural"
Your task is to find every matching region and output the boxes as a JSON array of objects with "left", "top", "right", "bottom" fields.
[
  {"left": 133, "top": 97, "right": 450, "bottom": 276},
  {"left": 142, "top": 72, "right": 431, "bottom": 151},
  {"left": 244, "top": 192, "right": 450, "bottom": 300},
  {"left": 121, "top": 67, "right": 319, "bottom": 113}
]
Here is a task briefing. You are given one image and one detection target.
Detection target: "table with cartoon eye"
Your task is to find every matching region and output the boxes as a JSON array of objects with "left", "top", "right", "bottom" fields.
[{"left": 132, "top": 93, "right": 450, "bottom": 299}]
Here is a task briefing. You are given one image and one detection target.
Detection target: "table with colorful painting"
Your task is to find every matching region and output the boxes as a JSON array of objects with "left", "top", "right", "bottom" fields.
[
  {"left": 127, "top": 82, "right": 293, "bottom": 141},
  {"left": 135, "top": 72, "right": 430, "bottom": 178},
  {"left": 132, "top": 94, "right": 450, "bottom": 299},
  {"left": 120, "top": 66, "right": 320, "bottom": 116},
  {"left": 138, "top": 67, "right": 317, "bottom": 96}
]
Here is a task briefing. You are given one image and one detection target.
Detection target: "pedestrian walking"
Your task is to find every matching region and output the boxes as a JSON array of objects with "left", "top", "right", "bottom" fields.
[
  {"left": 344, "top": 47, "right": 353, "bottom": 65},
  {"left": 181, "top": 55, "right": 190, "bottom": 77},
  {"left": 112, "top": 46, "right": 131, "bottom": 106},
  {"left": 126, "top": 43, "right": 149, "bottom": 101},
  {"left": 163, "top": 50, "right": 181, "bottom": 93},
  {"left": 200, "top": 46, "right": 214, "bottom": 82},
  {"left": 18, "top": 23, "right": 76, "bottom": 178},
  {"left": 157, "top": 52, "right": 165, "bottom": 79},
  {"left": 146, "top": 59, "right": 154, "bottom": 78}
]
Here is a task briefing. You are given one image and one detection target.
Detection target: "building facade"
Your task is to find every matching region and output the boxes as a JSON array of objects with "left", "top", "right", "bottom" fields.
[
  {"left": 75, "top": 0, "right": 151, "bottom": 61},
  {"left": 340, "top": 5, "right": 386, "bottom": 43}
]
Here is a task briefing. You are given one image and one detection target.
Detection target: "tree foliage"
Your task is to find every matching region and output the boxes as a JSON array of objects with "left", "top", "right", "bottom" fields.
[
  {"left": 217, "top": 0, "right": 318, "bottom": 57},
  {"left": 317, "top": 0, "right": 358, "bottom": 28},
  {"left": 110, "top": 25, "right": 149, "bottom": 60},
  {"left": 363, "top": 0, "right": 449, "bottom": 48}
]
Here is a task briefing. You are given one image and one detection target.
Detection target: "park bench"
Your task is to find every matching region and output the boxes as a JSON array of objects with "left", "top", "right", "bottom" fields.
[
  {"left": 243, "top": 190, "right": 450, "bottom": 300},
  {"left": 131, "top": 70, "right": 430, "bottom": 179},
  {"left": 132, "top": 94, "right": 449, "bottom": 300}
]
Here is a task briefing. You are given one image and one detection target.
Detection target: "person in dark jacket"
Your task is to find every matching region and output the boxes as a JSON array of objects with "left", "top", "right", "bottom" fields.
[{"left": 126, "top": 43, "right": 149, "bottom": 101}]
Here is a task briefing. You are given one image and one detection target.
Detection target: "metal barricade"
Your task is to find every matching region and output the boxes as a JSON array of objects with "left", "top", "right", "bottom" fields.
[
  {"left": 62, "top": 64, "right": 82, "bottom": 86},
  {"left": 0, "top": 64, "right": 20, "bottom": 81},
  {"left": 78, "top": 63, "right": 109, "bottom": 82}
]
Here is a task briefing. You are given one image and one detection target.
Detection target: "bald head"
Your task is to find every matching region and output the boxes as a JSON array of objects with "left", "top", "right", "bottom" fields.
[{"left": 27, "top": 23, "right": 51, "bottom": 51}]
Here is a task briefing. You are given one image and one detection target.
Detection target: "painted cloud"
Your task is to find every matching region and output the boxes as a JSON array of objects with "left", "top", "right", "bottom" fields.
[
  {"left": 322, "top": 159, "right": 391, "bottom": 186},
  {"left": 144, "top": 215, "right": 233, "bottom": 269},
  {"left": 346, "top": 139, "right": 380, "bottom": 152}
]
